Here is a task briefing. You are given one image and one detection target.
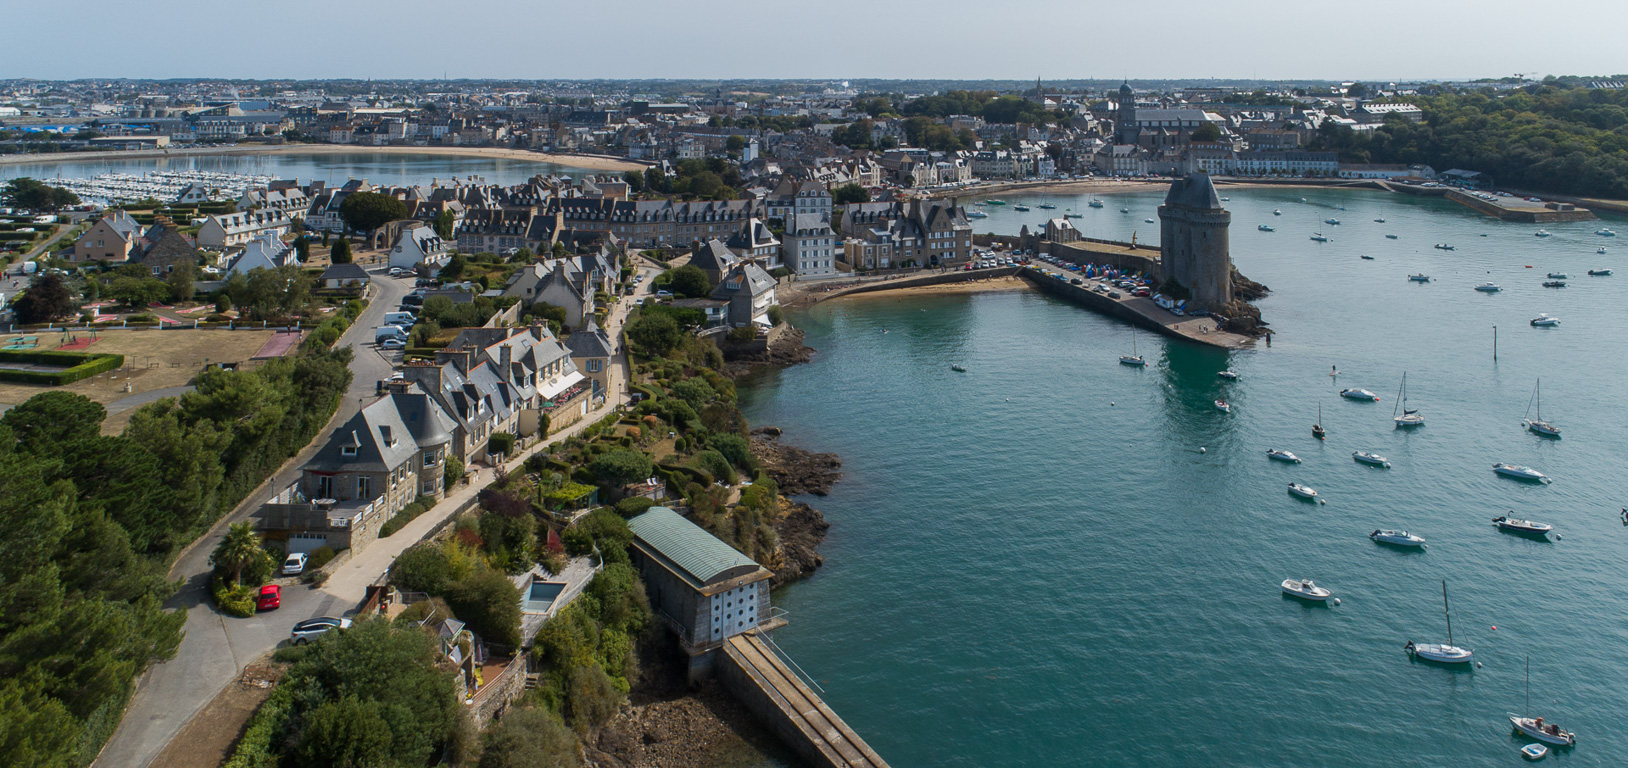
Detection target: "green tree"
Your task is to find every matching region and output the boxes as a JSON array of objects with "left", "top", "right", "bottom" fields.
[
  {"left": 444, "top": 568, "right": 523, "bottom": 646},
  {"left": 1191, "top": 122, "right": 1222, "bottom": 142},
  {"left": 390, "top": 542, "right": 468, "bottom": 595},
  {"left": 0, "top": 177, "right": 80, "bottom": 211},
  {"left": 434, "top": 209, "right": 456, "bottom": 239},
  {"left": 166, "top": 262, "right": 196, "bottom": 303},
  {"left": 625, "top": 312, "right": 681, "bottom": 355},
  {"left": 2, "top": 391, "right": 105, "bottom": 451},
  {"left": 479, "top": 706, "right": 580, "bottom": 768},
  {"left": 588, "top": 448, "right": 653, "bottom": 487},
  {"left": 337, "top": 191, "right": 407, "bottom": 236},
  {"left": 439, "top": 253, "right": 467, "bottom": 281},
  {"left": 621, "top": 170, "right": 644, "bottom": 194},
  {"left": 10, "top": 273, "right": 76, "bottom": 324},
  {"left": 293, "top": 696, "right": 395, "bottom": 768},
  {"left": 667, "top": 264, "right": 711, "bottom": 298},
  {"left": 725, "top": 134, "right": 746, "bottom": 152},
  {"left": 444, "top": 455, "right": 465, "bottom": 487},
  {"left": 832, "top": 182, "right": 869, "bottom": 205},
  {"left": 328, "top": 238, "right": 352, "bottom": 264},
  {"left": 211, "top": 521, "right": 265, "bottom": 586},
  {"left": 671, "top": 378, "right": 714, "bottom": 408}
]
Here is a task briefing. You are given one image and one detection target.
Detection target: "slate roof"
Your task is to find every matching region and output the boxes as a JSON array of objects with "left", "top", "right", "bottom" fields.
[
  {"left": 306, "top": 397, "right": 420, "bottom": 473},
  {"left": 562, "top": 320, "right": 613, "bottom": 358},
  {"left": 628, "top": 507, "right": 761, "bottom": 588},
  {"left": 1164, "top": 172, "right": 1223, "bottom": 210},
  {"left": 711, "top": 262, "right": 776, "bottom": 301},
  {"left": 320, "top": 263, "right": 370, "bottom": 282}
]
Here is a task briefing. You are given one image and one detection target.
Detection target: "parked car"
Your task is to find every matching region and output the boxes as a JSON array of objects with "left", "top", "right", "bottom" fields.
[
  {"left": 655, "top": 290, "right": 673, "bottom": 298},
  {"left": 388, "top": 267, "right": 408, "bottom": 277},
  {"left": 1108, "top": 290, "right": 1122, "bottom": 299},
  {"left": 282, "top": 552, "right": 308, "bottom": 576},
  {"left": 380, "top": 337, "right": 406, "bottom": 350},
  {"left": 289, "top": 617, "right": 352, "bottom": 645},
  {"left": 1132, "top": 288, "right": 1151, "bottom": 298},
  {"left": 257, "top": 584, "right": 282, "bottom": 611},
  {"left": 1070, "top": 278, "right": 1083, "bottom": 285}
]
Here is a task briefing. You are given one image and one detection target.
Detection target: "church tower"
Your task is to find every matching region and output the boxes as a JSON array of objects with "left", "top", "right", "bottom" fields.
[
  {"left": 1116, "top": 81, "right": 1137, "bottom": 145},
  {"left": 1157, "top": 173, "right": 1232, "bottom": 311}
]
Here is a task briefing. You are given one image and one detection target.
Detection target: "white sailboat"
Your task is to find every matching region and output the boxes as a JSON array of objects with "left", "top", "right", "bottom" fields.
[
  {"left": 1510, "top": 656, "right": 1576, "bottom": 747},
  {"left": 1393, "top": 372, "right": 1424, "bottom": 427},
  {"left": 1119, "top": 327, "right": 1146, "bottom": 366},
  {"left": 1406, "top": 580, "right": 1473, "bottom": 664},
  {"left": 1523, "top": 379, "right": 1561, "bottom": 437}
]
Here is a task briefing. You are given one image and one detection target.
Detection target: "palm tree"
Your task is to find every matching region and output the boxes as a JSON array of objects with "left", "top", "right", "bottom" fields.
[{"left": 212, "top": 522, "right": 264, "bottom": 587}]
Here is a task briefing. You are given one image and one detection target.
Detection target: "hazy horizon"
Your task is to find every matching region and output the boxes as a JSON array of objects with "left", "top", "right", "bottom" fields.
[{"left": 5, "top": 0, "right": 1625, "bottom": 83}]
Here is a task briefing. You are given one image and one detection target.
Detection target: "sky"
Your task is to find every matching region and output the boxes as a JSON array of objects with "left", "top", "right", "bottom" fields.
[{"left": 3, "top": 0, "right": 1625, "bottom": 83}]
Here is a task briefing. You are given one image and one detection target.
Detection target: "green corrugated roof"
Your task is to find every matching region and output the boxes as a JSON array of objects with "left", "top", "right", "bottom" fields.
[{"left": 629, "top": 507, "right": 758, "bottom": 587}]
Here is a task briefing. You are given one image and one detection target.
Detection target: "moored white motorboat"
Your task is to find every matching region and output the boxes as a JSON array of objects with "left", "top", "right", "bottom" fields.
[
  {"left": 1542, "top": 280, "right": 1566, "bottom": 288},
  {"left": 1474, "top": 282, "right": 1501, "bottom": 292},
  {"left": 1310, "top": 233, "right": 1330, "bottom": 242},
  {"left": 1386, "top": 234, "right": 1399, "bottom": 239},
  {"left": 1371, "top": 529, "right": 1425, "bottom": 547},
  {"left": 1530, "top": 314, "right": 1560, "bottom": 327},
  {"left": 1596, "top": 228, "right": 1616, "bottom": 237},
  {"left": 1287, "top": 482, "right": 1319, "bottom": 500},
  {"left": 1374, "top": 218, "right": 1387, "bottom": 223},
  {"left": 1511, "top": 717, "right": 1575, "bottom": 747},
  {"left": 1409, "top": 273, "right": 1430, "bottom": 282},
  {"left": 1535, "top": 229, "right": 1552, "bottom": 238},
  {"left": 1546, "top": 272, "right": 1566, "bottom": 279},
  {"left": 1353, "top": 451, "right": 1391, "bottom": 467},
  {"left": 1340, "top": 388, "right": 1380, "bottom": 401},
  {"left": 1218, "top": 370, "right": 1240, "bottom": 380},
  {"left": 1493, "top": 463, "right": 1550, "bottom": 482},
  {"left": 1267, "top": 449, "right": 1301, "bottom": 463},
  {"left": 966, "top": 209, "right": 989, "bottom": 218},
  {"left": 1325, "top": 217, "right": 1341, "bottom": 225},
  {"left": 1493, "top": 516, "right": 1554, "bottom": 535},
  {"left": 1281, "top": 578, "right": 1332, "bottom": 601},
  {"left": 1273, "top": 208, "right": 1282, "bottom": 215},
  {"left": 1144, "top": 217, "right": 1155, "bottom": 223},
  {"left": 1214, "top": 399, "right": 1231, "bottom": 413},
  {"left": 1258, "top": 224, "right": 1275, "bottom": 231}
]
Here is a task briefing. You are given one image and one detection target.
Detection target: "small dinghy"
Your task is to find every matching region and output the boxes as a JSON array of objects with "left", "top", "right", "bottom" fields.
[
  {"left": 1386, "top": 234, "right": 1400, "bottom": 239},
  {"left": 1535, "top": 229, "right": 1552, "bottom": 238},
  {"left": 1542, "top": 280, "right": 1566, "bottom": 288},
  {"left": 1371, "top": 529, "right": 1425, "bottom": 547},
  {"left": 1273, "top": 208, "right": 1282, "bottom": 215},
  {"left": 1521, "top": 743, "right": 1548, "bottom": 760},
  {"left": 1546, "top": 272, "right": 1567, "bottom": 279},
  {"left": 1494, "top": 463, "right": 1550, "bottom": 482},
  {"left": 1409, "top": 273, "right": 1430, "bottom": 282},
  {"left": 1325, "top": 218, "right": 1341, "bottom": 225},
  {"left": 950, "top": 364, "right": 967, "bottom": 373},
  {"left": 1214, "top": 399, "right": 1231, "bottom": 413},
  {"left": 1282, "top": 578, "right": 1332, "bottom": 601},
  {"left": 1267, "top": 449, "right": 1302, "bottom": 463},
  {"left": 1218, "top": 370, "right": 1240, "bottom": 380},
  {"left": 1374, "top": 218, "right": 1387, "bottom": 223},
  {"left": 1353, "top": 451, "right": 1391, "bottom": 468},
  {"left": 1287, "top": 482, "right": 1320, "bottom": 500},
  {"left": 1360, "top": 254, "right": 1375, "bottom": 260},
  {"left": 1340, "top": 388, "right": 1380, "bottom": 401},
  {"left": 1493, "top": 516, "right": 1554, "bottom": 536}
]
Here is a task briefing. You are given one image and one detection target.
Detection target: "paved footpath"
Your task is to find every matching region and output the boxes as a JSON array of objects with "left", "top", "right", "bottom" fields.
[{"left": 94, "top": 261, "right": 658, "bottom": 768}]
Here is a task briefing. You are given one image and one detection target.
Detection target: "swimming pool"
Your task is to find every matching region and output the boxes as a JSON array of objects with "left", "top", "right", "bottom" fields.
[{"left": 526, "top": 581, "right": 565, "bottom": 612}]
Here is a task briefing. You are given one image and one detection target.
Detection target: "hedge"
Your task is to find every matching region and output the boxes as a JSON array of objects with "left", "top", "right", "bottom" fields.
[
  {"left": 211, "top": 578, "right": 257, "bottom": 618},
  {"left": 378, "top": 495, "right": 436, "bottom": 538},
  {"left": 221, "top": 675, "right": 296, "bottom": 768},
  {"left": 0, "top": 350, "right": 124, "bottom": 385}
]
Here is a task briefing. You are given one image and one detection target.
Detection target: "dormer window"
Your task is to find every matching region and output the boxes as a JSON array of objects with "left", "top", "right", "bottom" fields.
[{"left": 341, "top": 445, "right": 358, "bottom": 457}]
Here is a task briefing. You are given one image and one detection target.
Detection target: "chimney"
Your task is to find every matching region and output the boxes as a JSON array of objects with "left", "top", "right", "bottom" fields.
[{"left": 500, "top": 342, "right": 513, "bottom": 376}]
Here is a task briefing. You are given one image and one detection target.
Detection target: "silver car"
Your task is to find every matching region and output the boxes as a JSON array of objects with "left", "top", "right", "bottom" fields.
[{"left": 290, "top": 617, "right": 352, "bottom": 645}]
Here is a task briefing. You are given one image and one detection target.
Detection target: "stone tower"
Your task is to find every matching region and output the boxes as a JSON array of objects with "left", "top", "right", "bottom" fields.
[
  {"left": 1116, "top": 81, "right": 1137, "bottom": 144},
  {"left": 1157, "top": 172, "right": 1232, "bottom": 311}
]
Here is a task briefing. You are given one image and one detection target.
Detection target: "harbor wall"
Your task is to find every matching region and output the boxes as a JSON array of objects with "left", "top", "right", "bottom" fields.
[
  {"left": 1445, "top": 189, "right": 1597, "bottom": 222},
  {"left": 1043, "top": 240, "right": 1162, "bottom": 281},
  {"left": 815, "top": 267, "right": 1021, "bottom": 302}
]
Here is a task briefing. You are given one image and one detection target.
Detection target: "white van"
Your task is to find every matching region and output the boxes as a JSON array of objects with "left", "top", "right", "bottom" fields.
[
  {"left": 381, "top": 311, "right": 417, "bottom": 327},
  {"left": 374, "top": 326, "right": 409, "bottom": 342}
]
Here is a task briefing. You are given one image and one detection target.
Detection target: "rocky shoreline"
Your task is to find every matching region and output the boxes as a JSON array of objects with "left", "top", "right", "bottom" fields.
[
  {"left": 749, "top": 426, "right": 841, "bottom": 585},
  {"left": 720, "top": 326, "right": 815, "bottom": 376}
]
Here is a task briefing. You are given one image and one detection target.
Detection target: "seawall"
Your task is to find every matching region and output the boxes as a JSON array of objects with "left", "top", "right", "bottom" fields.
[
  {"left": 1017, "top": 267, "right": 1254, "bottom": 350},
  {"left": 1445, "top": 189, "right": 1596, "bottom": 222},
  {"left": 718, "top": 632, "right": 889, "bottom": 768}
]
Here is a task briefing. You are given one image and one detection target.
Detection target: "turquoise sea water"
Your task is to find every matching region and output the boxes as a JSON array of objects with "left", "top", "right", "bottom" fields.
[
  {"left": 741, "top": 187, "right": 1628, "bottom": 766},
  {"left": 0, "top": 151, "right": 599, "bottom": 188}
]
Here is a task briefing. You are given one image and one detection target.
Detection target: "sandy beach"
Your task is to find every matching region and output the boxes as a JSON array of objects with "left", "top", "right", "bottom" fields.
[
  {"left": 0, "top": 143, "right": 648, "bottom": 173},
  {"left": 838, "top": 275, "right": 1032, "bottom": 299}
]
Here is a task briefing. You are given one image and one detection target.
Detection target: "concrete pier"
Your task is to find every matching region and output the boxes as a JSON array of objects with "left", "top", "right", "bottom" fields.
[
  {"left": 1446, "top": 189, "right": 1596, "bottom": 222},
  {"left": 718, "top": 631, "right": 890, "bottom": 768}
]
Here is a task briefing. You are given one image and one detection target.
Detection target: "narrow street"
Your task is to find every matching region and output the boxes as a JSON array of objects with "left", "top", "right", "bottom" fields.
[{"left": 95, "top": 257, "right": 660, "bottom": 768}]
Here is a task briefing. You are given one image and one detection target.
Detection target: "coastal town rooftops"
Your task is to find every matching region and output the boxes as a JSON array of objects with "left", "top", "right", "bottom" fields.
[{"left": 628, "top": 507, "right": 766, "bottom": 590}]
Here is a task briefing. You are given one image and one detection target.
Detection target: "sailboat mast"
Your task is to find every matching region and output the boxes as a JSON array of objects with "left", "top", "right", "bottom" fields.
[
  {"left": 1443, "top": 580, "right": 1453, "bottom": 647},
  {"left": 1525, "top": 655, "right": 1530, "bottom": 718},
  {"left": 1535, "top": 379, "right": 1542, "bottom": 421},
  {"left": 1395, "top": 373, "right": 1405, "bottom": 417}
]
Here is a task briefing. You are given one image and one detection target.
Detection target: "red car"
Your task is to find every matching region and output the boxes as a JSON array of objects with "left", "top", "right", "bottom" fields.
[{"left": 257, "top": 584, "right": 282, "bottom": 611}]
